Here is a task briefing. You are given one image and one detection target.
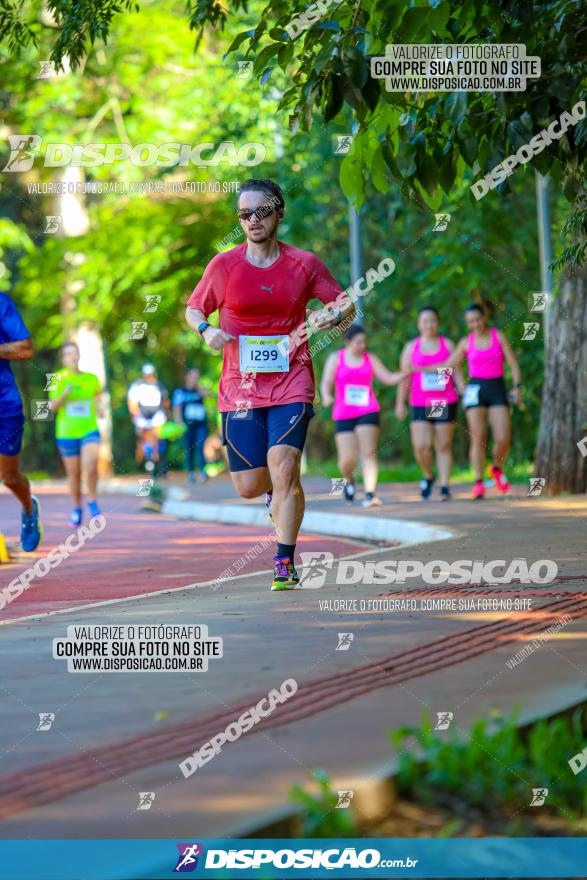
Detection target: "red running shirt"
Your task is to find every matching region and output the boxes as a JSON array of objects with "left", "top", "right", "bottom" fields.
[{"left": 188, "top": 242, "right": 343, "bottom": 412}]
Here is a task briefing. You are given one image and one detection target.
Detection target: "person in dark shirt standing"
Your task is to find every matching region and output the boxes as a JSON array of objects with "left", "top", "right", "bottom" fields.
[
  {"left": 172, "top": 369, "right": 210, "bottom": 483},
  {"left": 0, "top": 292, "right": 42, "bottom": 551}
]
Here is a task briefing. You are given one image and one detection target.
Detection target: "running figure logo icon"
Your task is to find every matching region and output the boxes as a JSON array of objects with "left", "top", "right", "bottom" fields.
[
  {"left": 522, "top": 322, "right": 539, "bottom": 341},
  {"left": 2, "top": 134, "right": 41, "bottom": 172},
  {"left": 236, "top": 61, "right": 253, "bottom": 78},
  {"left": 432, "top": 213, "right": 451, "bottom": 231},
  {"left": 31, "top": 400, "right": 54, "bottom": 421},
  {"left": 336, "top": 632, "right": 354, "bottom": 651},
  {"left": 434, "top": 711, "right": 454, "bottom": 730},
  {"left": 528, "top": 478, "right": 546, "bottom": 496},
  {"left": 137, "top": 479, "right": 154, "bottom": 497},
  {"left": 174, "top": 843, "right": 204, "bottom": 873},
  {"left": 44, "top": 215, "right": 62, "bottom": 233},
  {"left": 35, "top": 60, "right": 57, "bottom": 79},
  {"left": 298, "top": 551, "right": 334, "bottom": 588},
  {"left": 330, "top": 478, "right": 347, "bottom": 496},
  {"left": 44, "top": 373, "right": 59, "bottom": 392},
  {"left": 427, "top": 400, "right": 447, "bottom": 419},
  {"left": 336, "top": 790, "right": 354, "bottom": 808},
  {"left": 129, "top": 321, "right": 148, "bottom": 340},
  {"left": 529, "top": 292, "right": 550, "bottom": 312},
  {"left": 530, "top": 787, "right": 548, "bottom": 806},
  {"left": 234, "top": 399, "right": 252, "bottom": 419},
  {"left": 332, "top": 135, "right": 353, "bottom": 154},
  {"left": 36, "top": 713, "right": 55, "bottom": 731},
  {"left": 137, "top": 792, "right": 155, "bottom": 810},
  {"left": 144, "top": 294, "right": 161, "bottom": 313}
]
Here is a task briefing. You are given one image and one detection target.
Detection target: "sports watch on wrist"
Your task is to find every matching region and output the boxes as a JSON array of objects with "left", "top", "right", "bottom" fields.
[{"left": 198, "top": 321, "right": 210, "bottom": 337}]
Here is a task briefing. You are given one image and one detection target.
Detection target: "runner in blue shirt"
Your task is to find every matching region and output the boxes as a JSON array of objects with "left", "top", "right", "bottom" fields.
[{"left": 0, "top": 292, "right": 42, "bottom": 551}]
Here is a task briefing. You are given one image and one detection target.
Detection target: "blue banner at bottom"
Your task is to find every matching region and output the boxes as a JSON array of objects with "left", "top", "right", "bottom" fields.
[{"left": 0, "top": 838, "right": 586, "bottom": 879}]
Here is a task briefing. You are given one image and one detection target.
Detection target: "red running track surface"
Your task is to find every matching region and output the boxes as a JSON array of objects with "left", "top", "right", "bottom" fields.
[{"left": 0, "top": 491, "right": 366, "bottom": 622}]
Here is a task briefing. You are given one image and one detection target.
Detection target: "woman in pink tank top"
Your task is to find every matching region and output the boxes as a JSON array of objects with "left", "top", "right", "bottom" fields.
[
  {"left": 396, "top": 306, "right": 465, "bottom": 501},
  {"left": 416, "top": 303, "right": 522, "bottom": 500},
  {"left": 320, "top": 325, "right": 405, "bottom": 507}
]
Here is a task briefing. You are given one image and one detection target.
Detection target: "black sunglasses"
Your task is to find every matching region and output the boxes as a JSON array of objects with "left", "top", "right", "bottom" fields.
[{"left": 236, "top": 204, "right": 277, "bottom": 222}]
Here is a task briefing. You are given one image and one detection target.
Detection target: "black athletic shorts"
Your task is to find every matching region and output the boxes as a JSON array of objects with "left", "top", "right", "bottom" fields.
[
  {"left": 463, "top": 377, "right": 509, "bottom": 409},
  {"left": 334, "top": 411, "right": 381, "bottom": 433},
  {"left": 221, "top": 402, "right": 314, "bottom": 472},
  {"left": 411, "top": 402, "right": 458, "bottom": 423}
]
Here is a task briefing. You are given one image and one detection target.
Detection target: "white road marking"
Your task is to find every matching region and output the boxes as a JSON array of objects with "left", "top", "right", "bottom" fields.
[{"left": 0, "top": 540, "right": 424, "bottom": 627}]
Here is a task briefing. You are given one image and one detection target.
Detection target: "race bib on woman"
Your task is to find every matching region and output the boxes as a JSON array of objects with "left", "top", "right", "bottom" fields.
[
  {"left": 344, "top": 385, "right": 370, "bottom": 407},
  {"left": 421, "top": 371, "right": 447, "bottom": 391},
  {"left": 463, "top": 384, "right": 481, "bottom": 407},
  {"left": 66, "top": 400, "right": 91, "bottom": 418},
  {"left": 239, "top": 335, "right": 289, "bottom": 373}
]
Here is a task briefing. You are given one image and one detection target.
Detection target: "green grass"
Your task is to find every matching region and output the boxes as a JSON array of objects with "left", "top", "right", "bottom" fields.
[
  {"left": 289, "top": 770, "right": 359, "bottom": 837},
  {"left": 26, "top": 471, "right": 52, "bottom": 481},
  {"left": 306, "top": 460, "right": 534, "bottom": 485}
]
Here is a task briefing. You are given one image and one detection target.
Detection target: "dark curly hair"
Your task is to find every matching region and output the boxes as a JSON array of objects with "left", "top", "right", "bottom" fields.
[{"left": 237, "top": 179, "right": 285, "bottom": 212}]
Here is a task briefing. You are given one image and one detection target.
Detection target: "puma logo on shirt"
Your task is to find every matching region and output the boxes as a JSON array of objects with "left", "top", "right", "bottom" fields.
[{"left": 260, "top": 284, "right": 273, "bottom": 293}]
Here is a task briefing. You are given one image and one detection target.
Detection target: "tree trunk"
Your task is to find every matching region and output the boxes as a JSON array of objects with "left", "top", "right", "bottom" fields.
[
  {"left": 534, "top": 261, "right": 587, "bottom": 493},
  {"left": 75, "top": 323, "right": 114, "bottom": 478},
  {"left": 53, "top": 166, "right": 114, "bottom": 476}
]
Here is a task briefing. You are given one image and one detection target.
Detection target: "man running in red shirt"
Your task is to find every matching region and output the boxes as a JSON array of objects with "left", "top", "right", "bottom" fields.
[{"left": 186, "top": 179, "right": 355, "bottom": 590}]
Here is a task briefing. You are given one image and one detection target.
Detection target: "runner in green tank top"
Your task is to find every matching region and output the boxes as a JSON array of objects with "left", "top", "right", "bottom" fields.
[{"left": 49, "top": 342, "right": 103, "bottom": 526}]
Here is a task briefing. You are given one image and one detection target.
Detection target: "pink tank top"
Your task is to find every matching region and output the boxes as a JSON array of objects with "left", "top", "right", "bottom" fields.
[
  {"left": 332, "top": 349, "right": 380, "bottom": 420},
  {"left": 466, "top": 328, "right": 504, "bottom": 379},
  {"left": 410, "top": 336, "right": 458, "bottom": 406}
]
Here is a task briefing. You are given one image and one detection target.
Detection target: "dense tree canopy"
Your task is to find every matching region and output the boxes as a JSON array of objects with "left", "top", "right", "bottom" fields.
[
  {"left": 0, "top": 0, "right": 585, "bottom": 489},
  {"left": 2, "top": 2, "right": 584, "bottom": 222}
]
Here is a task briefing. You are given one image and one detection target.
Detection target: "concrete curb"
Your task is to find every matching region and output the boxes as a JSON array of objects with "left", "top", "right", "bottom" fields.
[
  {"left": 162, "top": 491, "right": 456, "bottom": 546},
  {"left": 99, "top": 478, "right": 145, "bottom": 496}
]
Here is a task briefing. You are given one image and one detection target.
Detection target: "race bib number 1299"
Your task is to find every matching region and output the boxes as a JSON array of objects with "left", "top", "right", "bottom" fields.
[{"left": 239, "top": 335, "right": 289, "bottom": 373}]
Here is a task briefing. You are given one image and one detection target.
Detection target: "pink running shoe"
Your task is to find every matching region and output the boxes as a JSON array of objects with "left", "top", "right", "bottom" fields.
[
  {"left": 489, "top": 465, "right": 510, "bottom": 495},
  {"left": 471, "top": 479, "right": 485, "bottom": 501}
]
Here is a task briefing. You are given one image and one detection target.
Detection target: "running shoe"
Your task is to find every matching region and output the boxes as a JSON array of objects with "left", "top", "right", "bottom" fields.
[
  {"left": 489, "top": 465, "right": 510, "bottom": 495},
  {"left": 471, "top": 480, "right": 485, "bottom": 501},
  {"left": 420, "top": 477, "right": 435, "bottom": 500},
  {"left": 21, "top": 496, "right": 42, "bottom": 552},
  {"left": 188, "top": 472, "right": 196, "bottom": 484},
  {"left": 265, "top": 490, "right": 273, "bottom": 521},
  {"left": 271, "top": 555, "right": 300, "bottom": 591},
  {"left": 70, "top": 507, "right": 83, "bottom": 527},
  {"left": 87, "top": 500, "right": 101, "bottom": 519},
  {"left": 362, "top": 494, "right": 382, "bottom": 508},
  {"left": 440, "top": 486, "right": 451, "bottom": 502},
  {"left": 196, "top": 471, "right": 208, "bottom": 484},
  {"left": 343, "top": 478, "right": 355, "bottom": 504}
]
